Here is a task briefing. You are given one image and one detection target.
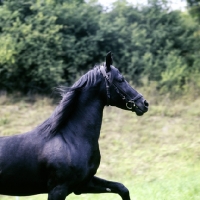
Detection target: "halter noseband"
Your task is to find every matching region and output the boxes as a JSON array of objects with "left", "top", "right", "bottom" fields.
[{"left": 99, "top": 65, "right": 143, "bottom": 111}]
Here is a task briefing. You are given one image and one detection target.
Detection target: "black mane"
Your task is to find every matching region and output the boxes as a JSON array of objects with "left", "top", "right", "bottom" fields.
[{"left": 37, "top": 67, "right": 101, "bottom": 136}]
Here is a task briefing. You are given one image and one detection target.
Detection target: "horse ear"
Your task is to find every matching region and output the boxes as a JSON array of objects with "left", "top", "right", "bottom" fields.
[{"left": 105, "top": 51, "right": 113, "bottom": 71}]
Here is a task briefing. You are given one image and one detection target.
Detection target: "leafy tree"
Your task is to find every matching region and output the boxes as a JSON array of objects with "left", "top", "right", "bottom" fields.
[
  {"left": 185, "top": 0, "right": 200, "bottom": 94},
  {"left": 100, "top": 0, "right": 199, "bottom": 93},
  {"left": 0, "top": 0, "right": 103, "bottom": 93},
  {"left": 0, "top": 0, "right": 199, "bottom": 95},
  {"left": 0, "top": 0, "right": 64, "bottom": 92},
  {"left": 187, "top": 0, "right": 200, "bottom": 23}
]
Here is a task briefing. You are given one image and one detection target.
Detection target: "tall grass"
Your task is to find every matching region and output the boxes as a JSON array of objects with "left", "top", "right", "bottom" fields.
[{"left": 0, "top": 89, "right": 200, "bottom": 200}]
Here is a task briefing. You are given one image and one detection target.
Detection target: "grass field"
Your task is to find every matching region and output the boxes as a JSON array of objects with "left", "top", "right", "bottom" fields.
[{"left": 0, "top": 91, "right": 200, "bottom": 200}]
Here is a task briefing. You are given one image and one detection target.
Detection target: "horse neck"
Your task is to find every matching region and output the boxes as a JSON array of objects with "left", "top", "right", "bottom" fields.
[{"left": 61, "top": 88, "right": 105, "bottom": 144}]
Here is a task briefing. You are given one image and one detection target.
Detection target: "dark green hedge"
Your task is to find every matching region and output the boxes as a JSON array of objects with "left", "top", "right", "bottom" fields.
[{"left": 0, "top": 0, "right": 199, "bottom": 93}]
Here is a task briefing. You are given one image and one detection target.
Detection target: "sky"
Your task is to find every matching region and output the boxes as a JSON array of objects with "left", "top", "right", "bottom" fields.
[{"left": 97, "top": 0, "right": 187, "bottom": 11}]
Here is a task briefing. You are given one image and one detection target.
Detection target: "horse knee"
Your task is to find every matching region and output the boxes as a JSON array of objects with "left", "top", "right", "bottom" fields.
[
  {"left": 118, "top": 183, "right": 130, "bottom": 199},
  {"left": 48, "top": 191, "right": 66, "bottom": 200},
  {"left": 48, "top": 185, "right": 69, "bottom": 200}
]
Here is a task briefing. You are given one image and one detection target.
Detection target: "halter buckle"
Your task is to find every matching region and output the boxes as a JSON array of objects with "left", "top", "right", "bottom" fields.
[{"left": 126, "top": 100, "right": 136, "bottom": 110}]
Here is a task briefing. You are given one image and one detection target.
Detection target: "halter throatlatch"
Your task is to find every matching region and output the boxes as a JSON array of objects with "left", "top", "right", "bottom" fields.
[
  {"left": 99, "top": 65, "right": 143, "bottom": 111},
  {"left": 99, "top": 65, "right": 111, "bottom": 106}
]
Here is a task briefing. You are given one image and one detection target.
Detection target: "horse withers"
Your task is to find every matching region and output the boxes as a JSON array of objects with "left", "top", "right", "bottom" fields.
[{"left": 0, "top": 52, "right": 149, "bottom": 200}]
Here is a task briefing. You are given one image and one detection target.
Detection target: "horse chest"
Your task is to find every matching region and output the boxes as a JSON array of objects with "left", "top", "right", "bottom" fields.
[
  {"left": 74, "top": 157, "right": 100, "bottom": 189},
  {"left": 42, "top": 139, "right": 101, "bottom": 184},
  {"left": 69, "top": 146, "right": 101, "bottom": 180}
]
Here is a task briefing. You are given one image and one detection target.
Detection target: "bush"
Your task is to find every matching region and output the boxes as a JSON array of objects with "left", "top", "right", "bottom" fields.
[
  {"left": 0, "top": 0, "right": 199, "bottom": 94},
  {"left": 0, "top": 0, "right": 103, "bottom": 93}
]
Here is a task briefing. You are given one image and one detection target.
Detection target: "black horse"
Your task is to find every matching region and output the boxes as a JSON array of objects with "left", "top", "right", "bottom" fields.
[{"left": 0, "top": 52, "right": 148, "bottom": 200}]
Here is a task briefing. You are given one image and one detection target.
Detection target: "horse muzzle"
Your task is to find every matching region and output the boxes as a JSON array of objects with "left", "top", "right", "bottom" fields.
[{"left": 126, "top": 99, "right": 149, "bottom": 116}]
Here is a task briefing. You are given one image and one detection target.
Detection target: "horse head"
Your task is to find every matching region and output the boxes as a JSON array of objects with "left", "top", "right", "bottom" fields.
[{"left": 99, "top": 52, "right": 149, "bottom": 116}]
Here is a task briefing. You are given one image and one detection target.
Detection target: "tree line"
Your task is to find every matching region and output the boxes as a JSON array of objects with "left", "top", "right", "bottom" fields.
[{"left": 0, "top": 0, "right": 199, "bottom": 95}]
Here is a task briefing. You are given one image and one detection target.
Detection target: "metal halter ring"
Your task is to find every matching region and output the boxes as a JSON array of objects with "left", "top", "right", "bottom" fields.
[{"left": 126, "top": 100, "right": 137, "bottom": 110}]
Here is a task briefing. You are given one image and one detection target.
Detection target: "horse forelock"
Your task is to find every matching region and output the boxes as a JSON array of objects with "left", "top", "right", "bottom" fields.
[{"left": 37, "top": 67, "right": 101, "bottom": 136}]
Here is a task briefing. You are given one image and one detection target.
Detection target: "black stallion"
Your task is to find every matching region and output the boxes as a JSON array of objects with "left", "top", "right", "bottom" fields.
[{"left": 0, "top": 52, "right": 149, "bottom": 200}]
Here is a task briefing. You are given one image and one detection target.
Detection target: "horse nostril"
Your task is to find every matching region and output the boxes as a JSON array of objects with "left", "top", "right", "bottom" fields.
[{"left": 144, "top": 100, "right": 149, "bottom": 107}]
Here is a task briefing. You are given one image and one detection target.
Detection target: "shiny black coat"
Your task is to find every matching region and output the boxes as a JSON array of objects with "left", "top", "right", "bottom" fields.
[{"left": 0, "top": 53, "right": 148, "bottom": 200}]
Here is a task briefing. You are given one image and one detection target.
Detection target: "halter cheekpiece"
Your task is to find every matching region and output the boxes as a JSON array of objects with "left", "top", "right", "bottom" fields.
[{"left": 99, "top": 65, "right": 143, "bottom": 111}]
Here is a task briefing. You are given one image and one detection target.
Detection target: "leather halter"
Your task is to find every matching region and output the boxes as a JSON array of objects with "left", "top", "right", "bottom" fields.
[{"left": 99, "top": 65, "right": 143, "bottom": 111}]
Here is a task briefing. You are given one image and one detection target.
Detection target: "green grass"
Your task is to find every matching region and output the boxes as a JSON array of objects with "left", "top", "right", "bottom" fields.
[{"left": 0, "top": 92, "right": 200, "bottom": 200}]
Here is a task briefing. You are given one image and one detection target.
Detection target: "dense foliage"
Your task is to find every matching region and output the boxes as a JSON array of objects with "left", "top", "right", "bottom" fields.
[
  {"left": 0, "top": 0, "right": 200, "bottom": 94},
  {"left": 187, "top": 0, "right": 200, "bottom": 22}
]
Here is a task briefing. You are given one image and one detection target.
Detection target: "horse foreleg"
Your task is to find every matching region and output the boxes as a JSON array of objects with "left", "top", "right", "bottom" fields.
[
  {"left": 48, "top": 184, "right": 69, "bottom": 200},
  {"left": 74, "top": 176, "right": 131, "bottom": 200}
]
